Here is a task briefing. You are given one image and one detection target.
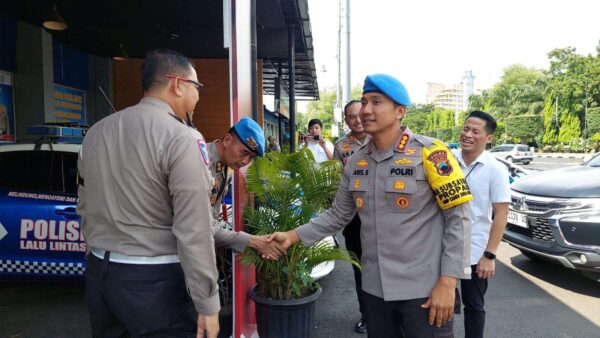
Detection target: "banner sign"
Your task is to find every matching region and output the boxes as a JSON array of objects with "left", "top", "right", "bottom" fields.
[
  {"left": 53, "top": 84, "right": 86, "bottom": 125},
  {"left": 0, "top": 70, "right": 15, "bottom": 143}
]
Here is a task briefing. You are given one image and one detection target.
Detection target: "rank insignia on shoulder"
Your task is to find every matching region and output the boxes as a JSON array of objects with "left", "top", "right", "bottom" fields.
[
  {"left": 356, "top": 159, "right": 369, "bottom": 167},
  {"left": 394, "top": 180, "right": 405, "bottom": 190},
  {"left": 426, "top": 150, "right": 453, "bottom": 176},
  {"left": 198, "top": 139, "right": 210, "bottom": 165},
  {"left": 394, "top": 158, "right": 413, "bottom": 165},
  {"left": 396, "top": 133, "right": 410, "bottom": 152},
  {"left": 355, "top": 196, "right": 364, "bottom": 209},
  {"left": 395, "top": 196, "right": 410, "bottom": 209},
  {"left": 354, "top": 179, "right": 361, "bottom": 189},
  {"left": 349, "top": 135, "right": 355, "bottom": 143}
]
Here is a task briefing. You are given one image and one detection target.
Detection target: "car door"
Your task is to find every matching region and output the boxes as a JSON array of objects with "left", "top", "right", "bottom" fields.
[{"left": 0, "top": 149, "right": 53, "bottom": 278}]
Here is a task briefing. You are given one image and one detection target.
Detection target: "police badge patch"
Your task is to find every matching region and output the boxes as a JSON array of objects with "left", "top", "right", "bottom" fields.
[
  {"left": 198, "top": 139, "right": 210, "bottom": 165},
  {"left": 426, "top": 150, "right": 453, "bottom": 176}
]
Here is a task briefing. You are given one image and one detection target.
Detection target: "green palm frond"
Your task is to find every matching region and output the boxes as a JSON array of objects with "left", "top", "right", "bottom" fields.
[{"left": 242, "top": 148, "right": 359, "bottom": 299}]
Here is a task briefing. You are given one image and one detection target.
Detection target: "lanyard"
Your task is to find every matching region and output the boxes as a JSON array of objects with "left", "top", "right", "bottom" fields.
[{"left": 465, "top": 162, "right": 480, "bottom": 181}]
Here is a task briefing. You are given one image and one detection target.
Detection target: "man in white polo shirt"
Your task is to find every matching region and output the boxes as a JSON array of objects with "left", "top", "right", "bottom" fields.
[{"left": 452, "top": 110, "right": 510, "bottom": 338}]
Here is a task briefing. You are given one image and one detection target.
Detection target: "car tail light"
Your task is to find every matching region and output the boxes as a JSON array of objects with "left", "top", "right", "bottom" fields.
[{"left": 515, "top": 152, "right": 520, "bottom": 156}]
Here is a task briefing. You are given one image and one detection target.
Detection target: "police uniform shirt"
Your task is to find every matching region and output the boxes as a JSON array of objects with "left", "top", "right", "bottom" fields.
[
  {"left": 296, "top": 127, "right": 473, "bottom": 301},
  {"left": 333, "top": 132, "right": 371, "bottom": 166},
  {"left": 206, "top": 140, "right": 251, "bottom": 253},
  {"left": 77, "top": 96, "right": 220, "bottom": 315},
  {"left": 452, "top": 149, "right": 510, "bottom": 265}
]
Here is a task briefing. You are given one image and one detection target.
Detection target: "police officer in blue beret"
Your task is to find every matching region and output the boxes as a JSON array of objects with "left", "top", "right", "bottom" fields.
[
  {"left": 206, "top": 117, "right": 279, "bottom": 256},
  {"left": 270, "top": 73, "right": 473, "bottom": 338}
]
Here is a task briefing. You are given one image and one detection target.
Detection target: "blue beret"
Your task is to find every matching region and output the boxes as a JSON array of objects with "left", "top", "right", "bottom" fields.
[
  {"left": 362, "top": 74, "right": 411, "bottom": 106},
  {"left": 232, "top": 117, "right": 265, "bottom": 156}
]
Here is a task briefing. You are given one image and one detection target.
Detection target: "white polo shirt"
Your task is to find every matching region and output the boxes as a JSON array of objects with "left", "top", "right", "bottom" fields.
[
  {"left": 305, "top": 140, "right": 334, "bottom": 163},
  {"left": 452, "top": 149, "right": 511, "bottom": 265}
]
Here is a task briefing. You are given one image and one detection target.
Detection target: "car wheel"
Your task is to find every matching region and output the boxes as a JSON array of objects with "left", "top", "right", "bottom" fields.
[
  {"left": 506, "top": 156, "right": 514, "bottom": 163},
  {"left": 522, "top": 161, "right": 530, "bottom": 165},
  {"left": 519, "top": 249, "right": 541, "bottom": 261}
]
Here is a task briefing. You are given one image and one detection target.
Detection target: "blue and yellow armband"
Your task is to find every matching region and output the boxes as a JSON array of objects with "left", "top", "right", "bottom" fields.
[{"left": 422, "top": 140, "right": 472, "bottom": 209}]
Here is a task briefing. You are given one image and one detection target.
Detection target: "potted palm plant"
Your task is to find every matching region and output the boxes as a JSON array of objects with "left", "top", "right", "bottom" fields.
[{"left": 242, "top": 147, "right": 359, "bottom": 338}]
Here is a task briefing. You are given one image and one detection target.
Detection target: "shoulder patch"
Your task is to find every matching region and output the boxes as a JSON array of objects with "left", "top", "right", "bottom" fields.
[{"left": 198, "top": 139, "right": 210, "bottom": 165}]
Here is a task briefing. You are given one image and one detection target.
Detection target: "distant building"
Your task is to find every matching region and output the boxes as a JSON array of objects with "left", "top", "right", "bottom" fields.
[{"left": 427, "top": 71, "right": 475, "bottom": 123}]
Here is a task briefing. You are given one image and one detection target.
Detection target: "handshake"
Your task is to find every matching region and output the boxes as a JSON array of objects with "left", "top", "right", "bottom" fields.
[{"left": 247, "top": 230, "right": 300, "bottom": 260}]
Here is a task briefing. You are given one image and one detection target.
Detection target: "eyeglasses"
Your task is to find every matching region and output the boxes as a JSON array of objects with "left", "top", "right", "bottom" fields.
[
  {"left": 345, "top": 114, "right": 360, "bottom": 121},
  {"left": 164, "top": 74, "right": 204, "bottom": 93}
]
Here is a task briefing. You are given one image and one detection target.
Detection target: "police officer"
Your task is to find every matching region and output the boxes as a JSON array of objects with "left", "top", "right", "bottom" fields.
[
  {"left": 270, "top": 73, "right": 473, "bottom": 337},
  {"left": 333, "top": 100, "right": 371, "bottom": 334},
  {"left": 78, "top": 50, "right": 220, "bottom": 338},
  {"left": 205, "top": 117, "right": 281, "bottom": 255}
]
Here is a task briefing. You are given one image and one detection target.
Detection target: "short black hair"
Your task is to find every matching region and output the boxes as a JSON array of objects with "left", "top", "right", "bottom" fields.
[
  {"left": 466, "top": 110, "right": 497, "bottom": 134},
  {"left": 343, "top": 100, "right": 361, "bottom": 118},
  {"left": 141, "top": 49, "right": 195, "bottom": 92},
  {"left": 308, "top": 118, "right": 323, "bottom": 129}
]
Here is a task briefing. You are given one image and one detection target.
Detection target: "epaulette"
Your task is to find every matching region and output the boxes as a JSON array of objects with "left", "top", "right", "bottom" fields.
[
  {"left": 334, "top": 133, "right": 349, "bottom": 146},
  {"left": 413, "top": 134, "right": 435, "bottom": 148}
]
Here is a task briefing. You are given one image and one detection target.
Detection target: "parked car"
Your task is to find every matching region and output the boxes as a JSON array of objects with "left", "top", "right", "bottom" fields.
[
  {"left": 0, "top": 125, "right": 85, "bottom": 280},
  {"left": 490, "top": 144, "right": 533, "bottom": 164},
  {"left": 503, "top": 154, "right": 600, "bottom": 282},
  {"left": 495, "top": 157, "right": 535, "bottom": 184}
]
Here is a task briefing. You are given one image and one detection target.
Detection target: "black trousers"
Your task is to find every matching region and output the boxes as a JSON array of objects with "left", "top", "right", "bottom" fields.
[
  {"left": 363, "top": 291, "right": 454, "bottom": 338},
  {"left": 85, "top": 253, "right": 197, "bottom": 338},
  {"left": 460, "top": 264, "right": 488, "bottom": 338},
  {"left": 342, "top": 213, "right": 364, "bottom": 318}
]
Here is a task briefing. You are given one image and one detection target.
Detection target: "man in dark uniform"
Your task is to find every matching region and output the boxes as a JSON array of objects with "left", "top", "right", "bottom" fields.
[
  {"left": 270, "top": 73, "right": 473, "bottom": 337},
  {"left": 333, "top": 100, "right": 371, "bottom": 333}
]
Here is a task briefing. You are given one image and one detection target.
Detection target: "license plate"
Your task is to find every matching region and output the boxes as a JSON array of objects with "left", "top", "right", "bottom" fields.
[{"left": 508, "top": 210, "right": 528, "bottom": 228}]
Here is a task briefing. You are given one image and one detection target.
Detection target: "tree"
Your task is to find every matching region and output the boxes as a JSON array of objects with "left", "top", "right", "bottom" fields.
[{"left": 506, "top": 115, "right": 543, "bottom": 143}]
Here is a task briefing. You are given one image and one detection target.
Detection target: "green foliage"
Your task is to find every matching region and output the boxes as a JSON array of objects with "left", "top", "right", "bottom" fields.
[
  {"left": 558, "top": 113, "right": 581, "bottom": 144},
  {"left": 242, "top": 148, "right": 360, "bottom": 300},
  {"left": 506, "top": 115, "right": 543, "bottom": 142},
  {"left": 585, "top": 107, "right": 600, "bottom": 135},
  {"left": 301, "top": 85, "right": 363, "bottom": 135}
]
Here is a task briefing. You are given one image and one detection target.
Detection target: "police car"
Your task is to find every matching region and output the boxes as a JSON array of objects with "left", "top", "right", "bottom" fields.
[{"left": 0, "top": 124, "right": 86, "bottom": 280}]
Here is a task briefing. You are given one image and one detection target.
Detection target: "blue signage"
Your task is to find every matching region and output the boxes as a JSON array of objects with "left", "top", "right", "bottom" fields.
[{"left": 53, "top": 84, "right": 86, "bottom": 125}]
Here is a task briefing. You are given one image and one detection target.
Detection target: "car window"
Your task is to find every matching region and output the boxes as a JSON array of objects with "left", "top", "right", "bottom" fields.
[
  {"left": 517, "top": 145, "right": 529, "bottom": 151},
  {"left": 0, "top": 151, "right": 52, "bottom": 192},
  {"left": 587, "top": 153, "right": 600, "bottom": 167},
  {"left": 52, "top": 152, "right": 78, "bottom": 194}
]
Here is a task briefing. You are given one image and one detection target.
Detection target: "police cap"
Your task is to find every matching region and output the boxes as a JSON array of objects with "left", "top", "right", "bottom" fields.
[
  {"left": 232, "top": 117, "right": 265, "bottom": 156},
  {"left": 362, "top": 73, "right": 411, "bottom": 106}
]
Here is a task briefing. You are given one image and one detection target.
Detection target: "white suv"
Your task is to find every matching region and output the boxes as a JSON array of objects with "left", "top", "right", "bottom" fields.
[{"left": 490, "top": 144, "right": 533, "bottom": 165}]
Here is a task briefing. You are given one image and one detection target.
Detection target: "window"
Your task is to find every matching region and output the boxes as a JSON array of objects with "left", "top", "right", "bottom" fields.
[
  {"left": 0, "top": 151, "right": 52, "bottom": 192},
  {"left": 52, "top": 152, "right": 78, "bottom": 194},
  {"left": 517, "top": 145, "right": 529, "bottom": 152}
]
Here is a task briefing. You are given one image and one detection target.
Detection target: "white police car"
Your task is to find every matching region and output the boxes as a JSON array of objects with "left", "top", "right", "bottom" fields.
[{"left": 0, "top": 124, "right": 86, "bottom": 280}]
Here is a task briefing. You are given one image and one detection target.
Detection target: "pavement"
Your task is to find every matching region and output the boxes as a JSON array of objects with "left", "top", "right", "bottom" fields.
[{"left": 533, "top": 152, "right": 590, "bottom": 159}]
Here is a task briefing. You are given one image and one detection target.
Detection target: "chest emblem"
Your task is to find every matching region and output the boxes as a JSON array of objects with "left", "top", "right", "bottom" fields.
[
  {"left": 353, "top": 179, "right": 361, "bottom": 189},
  {"left": 394, "top": 158, "right": 413, "bottom": 165},
  {"left": 198, "top": 139, "right": 210, "bottom": 165},
  {"left": 355, "top": 196, "right": 364, "bottom": 209},
  {"left": 405, "top": 147, "right": 417, "bottom": 155},
  {"left": 394, "top": 180, "right": 405, "bottom": 190},
  {"left": 426, "top": 150, "right": 453, "bottom": 176},
  {"left": 395, "top": 196, "right": 410, "bottom": 209},
  {"left": 356, "top": 159, "right": 368, "bottom": 167}
]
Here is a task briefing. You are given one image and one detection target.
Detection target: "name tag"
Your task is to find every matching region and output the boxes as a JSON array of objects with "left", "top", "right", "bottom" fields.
[{"left": 388, "top": 166, "right": 415, "bottom": 177}]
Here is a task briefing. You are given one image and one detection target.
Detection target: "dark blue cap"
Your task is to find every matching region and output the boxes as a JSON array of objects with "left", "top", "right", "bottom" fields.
[
  {"left": 232, "top": 117, "right": 265, "bottom": 156},
  {"left": 362, "top": 74, "right": 411, "bottom": 106}
]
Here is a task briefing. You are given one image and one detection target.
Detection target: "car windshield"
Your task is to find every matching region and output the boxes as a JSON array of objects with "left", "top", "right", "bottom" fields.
[
  {"left": 517, "top": 145, "right": 529, "bottom": 151},
  {"left": 586, "top": 153, "right": 600, "bottom": 167}
]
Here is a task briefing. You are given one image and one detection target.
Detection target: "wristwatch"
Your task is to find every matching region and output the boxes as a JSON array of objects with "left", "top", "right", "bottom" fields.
[{"left": 483, "top": 250, "right": 496, "bottom": 260}]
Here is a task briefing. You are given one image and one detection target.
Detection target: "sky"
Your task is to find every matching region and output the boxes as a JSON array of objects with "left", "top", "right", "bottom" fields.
[{"left": 304, "top": 0, "right": 600, "bottom": 106}]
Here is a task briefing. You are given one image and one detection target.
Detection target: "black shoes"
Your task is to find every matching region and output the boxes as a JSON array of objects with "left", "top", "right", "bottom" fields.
[{"left": 354, "top": 316, "right": 367, "bottom": 334}]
